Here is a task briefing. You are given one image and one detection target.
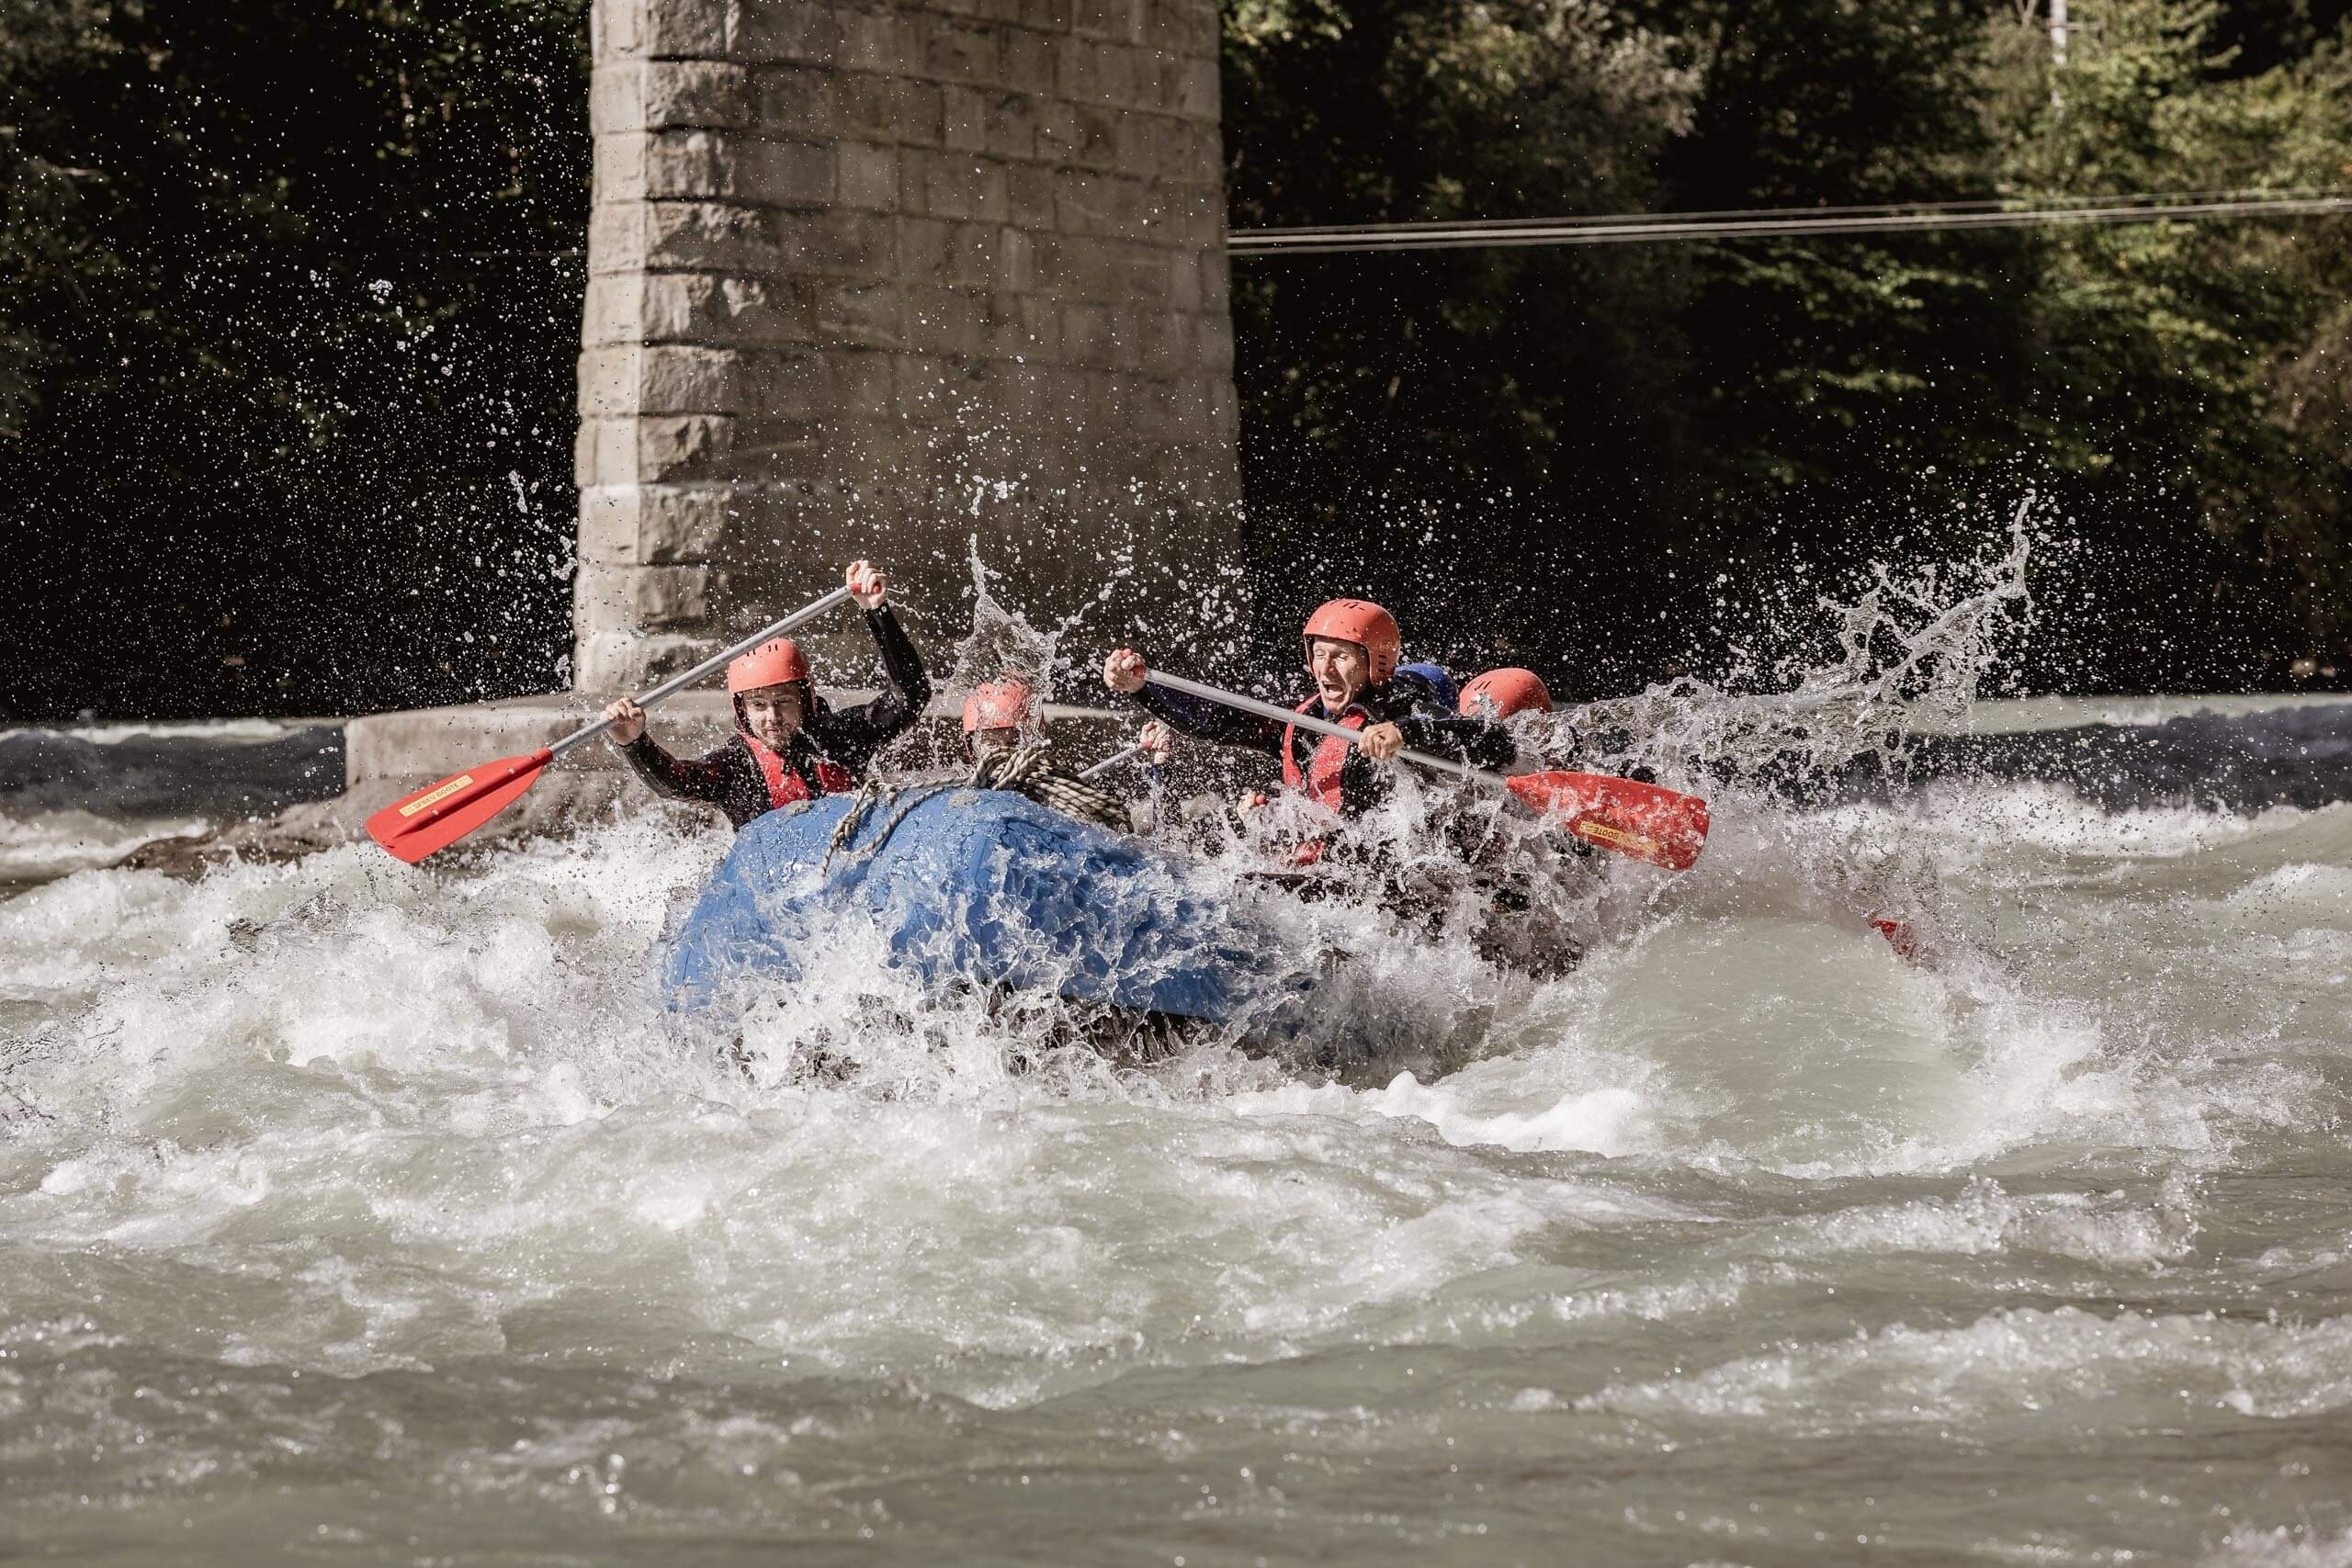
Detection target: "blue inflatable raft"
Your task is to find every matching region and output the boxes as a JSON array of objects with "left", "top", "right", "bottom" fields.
[{"left": 660, "top": 788, "right": 1306, "bottom": 1029}]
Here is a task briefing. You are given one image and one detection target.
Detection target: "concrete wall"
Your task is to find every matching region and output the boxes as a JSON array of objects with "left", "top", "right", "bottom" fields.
[{"left": 575, "top": 0, "right": 1242, "bottom": 689}]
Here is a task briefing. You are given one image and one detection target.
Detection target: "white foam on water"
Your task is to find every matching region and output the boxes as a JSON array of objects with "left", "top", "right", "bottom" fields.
[
  {"left": 4, "top": 777, "right": 2330, "bottom": 1408},
  {"left": 6, "top": 527, "right": 2351, "bottom": 1554},
  {"left": 0, "top": 808, "right": 209, "bottom": 883},
  {"left": 0, "top": 814, "right": 1702, "bottom": 1411},
  {"left": 2228, "top": 861, "right": 2352, "bottom": 922},
  {"left": 1579, "top": 1305, "right": 2352, "bottom": 1428},
  {"left": 2205, "top": 1528, "right": 2352, "bottom": 1568},
  {"left": 1781, "top": 1173, "right": 2201, "bottom": 1269},
  {"left": 1821, "top": 782, "right": 2275, "bottom": 860},
  {"left": 2, "top": 717, "right": 310, "bottom": 746}
]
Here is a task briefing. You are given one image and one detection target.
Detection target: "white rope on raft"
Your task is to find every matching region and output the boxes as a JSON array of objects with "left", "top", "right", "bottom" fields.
[
  {"left": 820, "top": 743, "right": 1134, "bottom": 873},
  {"left": 1226, "top": 186, "right": 2352, "bottom": 256}
]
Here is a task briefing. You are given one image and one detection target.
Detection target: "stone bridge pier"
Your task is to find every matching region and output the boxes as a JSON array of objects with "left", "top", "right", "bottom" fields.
[
  {"left": 574, "top": 0, "right": 1244, "bottom": 690},
  {"left": 331, "top": 0, "right": 1241, "bottom": 828}
]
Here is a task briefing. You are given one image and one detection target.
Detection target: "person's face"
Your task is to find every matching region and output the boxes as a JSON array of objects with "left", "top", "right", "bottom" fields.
[
  {"left": 1306, "top": 637, "right": 1372, "bottom": 709},
  {"left": 969, "top": 726, "right": 1021, "bottom": 761},
  {"left": 739, "top": 683, "right": 806, "bottom": 750}
]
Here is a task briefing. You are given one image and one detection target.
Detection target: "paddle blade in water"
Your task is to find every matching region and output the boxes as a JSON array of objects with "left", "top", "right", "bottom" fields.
[
  {"left": 366, "top": 750, "right": 553, "bottom": 864},
  {"left": 1504, "top": 771, "right": 1711, "bottom": 871}
]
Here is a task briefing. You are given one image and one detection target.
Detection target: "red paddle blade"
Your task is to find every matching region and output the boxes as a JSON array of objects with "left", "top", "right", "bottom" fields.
[
  {"left": 365, "top": 750, "right": 553, "bottom": 864},
  {"left": 1504, "top": 771, "right": 1711, "bottom": 872}
]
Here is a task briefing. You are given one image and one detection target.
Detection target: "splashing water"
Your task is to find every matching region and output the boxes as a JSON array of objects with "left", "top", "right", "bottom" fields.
[
  {"left": 1556, "top": 495, "right": 2038, "bottom": 785},
  {"left": 6, "top": 509, "right": 2352, "bottom": 1563},
  {"left": 941, "top": 544, "right": 1072, "bottom": 718}
]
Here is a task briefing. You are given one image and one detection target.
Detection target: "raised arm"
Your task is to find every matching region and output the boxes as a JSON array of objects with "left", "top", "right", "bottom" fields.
[
  {"left": 809, "top": 560, "right": 932, "bottom": 762},
  {"left": 1102, "top": 648, "right": 1286, "bottom": 756},
  {"left": 1377, "top": 667, "right": 1518, "bottom": 771},
  {"left": 618, "top": 731, "right": 738, "bottom": 808},
  {"left": 1396, "top": 711, "right": 1519, "bottom": 770},
  {"left": 601, "top": 696, "right": 729, "bottom": 807}
]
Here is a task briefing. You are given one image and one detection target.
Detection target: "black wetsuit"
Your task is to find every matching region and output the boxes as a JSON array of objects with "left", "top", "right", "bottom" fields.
[
  {"left": 620, "top": 604, "right": 932, "bottom": 829},
  {"left": 1124, "top": 666, "right": 1515, "bottom": 816}
]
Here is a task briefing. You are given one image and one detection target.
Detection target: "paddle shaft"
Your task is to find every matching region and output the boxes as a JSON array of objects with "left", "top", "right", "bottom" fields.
[
  {"left": 1142, "top": 670, "right": 1481, "bottom": 782},
  {"left": 1078, "top": 742, "right": 1147, "bottom": 781},
  {"left": 1133, "top": 667, "right": 1711, "bottom": 873},
  {"left": 548, "top": 585, "right": 858, "bottom": 760}
]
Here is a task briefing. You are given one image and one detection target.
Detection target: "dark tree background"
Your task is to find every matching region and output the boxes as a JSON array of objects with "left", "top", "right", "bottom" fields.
[
  {"left": 2, "top": 0, "right": 589, "bottom": 722},
  {"left": 4, "top": 0, "right": 2349, "bottom": 720},
  {"left": 1225, "top": 0, "right": 2352, "bottom": 698}
]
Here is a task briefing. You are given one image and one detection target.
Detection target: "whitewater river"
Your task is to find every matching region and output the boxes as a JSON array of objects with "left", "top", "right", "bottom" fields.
[{"left": 5, "top": 696, "right": 2352, "bottom": 1564}]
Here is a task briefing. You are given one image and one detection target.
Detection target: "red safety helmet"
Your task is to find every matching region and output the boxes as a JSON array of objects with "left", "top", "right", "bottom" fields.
[
  {"left": 728, "top": 637, "right": 809, "bottom": 694},
  {"left": 1301, "top": 598, "right": 1401, "bottom": 685},
  {"left": 962, "top": 676, "right": 1036, "bottom": 736},
  {"left": 1461, "top": 667, "right": 1553, "bottom": 719}
]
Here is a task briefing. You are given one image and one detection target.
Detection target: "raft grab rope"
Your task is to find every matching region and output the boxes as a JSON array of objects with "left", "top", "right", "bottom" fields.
[{"left": 818, "top": 747, "right": 1134, "bottom": 872}]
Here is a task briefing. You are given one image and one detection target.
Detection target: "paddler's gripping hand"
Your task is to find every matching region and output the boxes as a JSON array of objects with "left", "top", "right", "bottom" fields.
[
  {"left": 846, "top": 559, "right": 888, "bottom": 610},
  {"left": 1138, "top": 720, "right": 1173, "bottom": 766},
  {"left": 604, "top": 697, "right": 647, "bottom": 747},
  {"left": 1103, "top": 648, "right": 1148, "bottom": 694},
  {"left": 1359, "top": 721, "right": 1405, "bottom": 761}
]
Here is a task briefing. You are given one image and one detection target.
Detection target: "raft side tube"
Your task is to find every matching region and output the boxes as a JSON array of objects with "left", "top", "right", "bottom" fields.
[{"left": 659, "top": 789, "right": 1308, "bottom": 1029}]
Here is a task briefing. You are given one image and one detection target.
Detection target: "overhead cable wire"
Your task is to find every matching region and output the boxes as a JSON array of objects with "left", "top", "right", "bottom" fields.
[
  {"left": 1245, "top": 186, "right": 2352, "bottom": 234},
  {"left": 1227, "top": 187, "right": 2352, "bottom": 256},
  {"left": 170, "top": 188, "right": 2352, "bottom": 264}
]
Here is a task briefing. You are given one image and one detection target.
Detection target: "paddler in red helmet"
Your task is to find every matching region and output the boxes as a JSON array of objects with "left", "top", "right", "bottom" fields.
[
  {"left": 1460, "top": 667, "right": 1553, "bottom": 722},
  {"left": 601, "top": 559, "right": 931, "bottom": 829},
  {"left": 963, "top": 675, "right": 1171, "bottom": 771},
  {"left": 957, "top": 674, "right": 1170, "bottom": 831},
  {"left": 961, "top": 676, "right": 1043, "bottom": 762},
  {"left": 1101, "top": 597, "right": 1514, "bottom": 820}
]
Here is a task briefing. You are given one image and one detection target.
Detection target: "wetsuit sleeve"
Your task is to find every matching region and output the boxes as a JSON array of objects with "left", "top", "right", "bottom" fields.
[
  {"left": 620, "top": 734, "right": 736, "bottom": 807},
  {"left": 808, "top": 605, "right": 933, "bottom": 769},
  {"left": 1395, "top": 712, "right": 1519, "bottom": 771},
  {"left": 1374, "top": 670, "right": 1519, "bottom": 771},
  {"left": 1125, "top": 684, "right": 1286, "bottom": 756}
]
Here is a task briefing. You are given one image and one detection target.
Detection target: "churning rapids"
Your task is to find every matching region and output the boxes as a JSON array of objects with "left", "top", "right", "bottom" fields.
[{"left": 7, "top": 542, "right": 2352, "bottom": 1564}]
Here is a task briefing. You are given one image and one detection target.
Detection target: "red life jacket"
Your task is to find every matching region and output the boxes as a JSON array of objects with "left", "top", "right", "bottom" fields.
[
  {"left": 1281, "top": 697, "right": 1367, "bottom": 814},
  {"left": 741, "top": 733, "right": 854, "bottom": 809}
]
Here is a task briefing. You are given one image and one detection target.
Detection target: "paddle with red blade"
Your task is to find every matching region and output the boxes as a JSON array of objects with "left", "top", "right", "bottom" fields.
[
  {"left": 1141, "top": 669, "right": 1711, "bottom": 871},
  {"left": 367, "top": 585, "right": 856, "bottom": 864}
]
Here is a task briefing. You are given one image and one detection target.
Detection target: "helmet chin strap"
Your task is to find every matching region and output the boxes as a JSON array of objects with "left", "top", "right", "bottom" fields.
[{"left": 734, "top": 681, "right": 810, "bottom": 748}]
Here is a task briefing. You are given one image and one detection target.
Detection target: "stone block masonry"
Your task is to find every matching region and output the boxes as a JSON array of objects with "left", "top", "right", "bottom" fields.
[{"left": 575, "top": 0, "right": 1243, "bottom": 690}]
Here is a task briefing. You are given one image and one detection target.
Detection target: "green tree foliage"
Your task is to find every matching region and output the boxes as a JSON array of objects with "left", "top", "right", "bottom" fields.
[
  {"left": 1225, "top": 0, "right": 2352, "bottom": 691},
  {"left": 1222, "top": 0, "right": 1703, "bottom": 681},
  {"left": 1992, "top": 0, "right": 2352, "bottom": 682},
  {"left": 1655, "top": 0, "right": 2027, "bottom": 489},
  {"left": 5, "top": 0, "right": 2346, "bottom": 715},
  {"left": 1, "top": 0, "right": 588, "bottom": 719},
  {"left": 0, "top": 0, "right": 112, "bottom": 442}
]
